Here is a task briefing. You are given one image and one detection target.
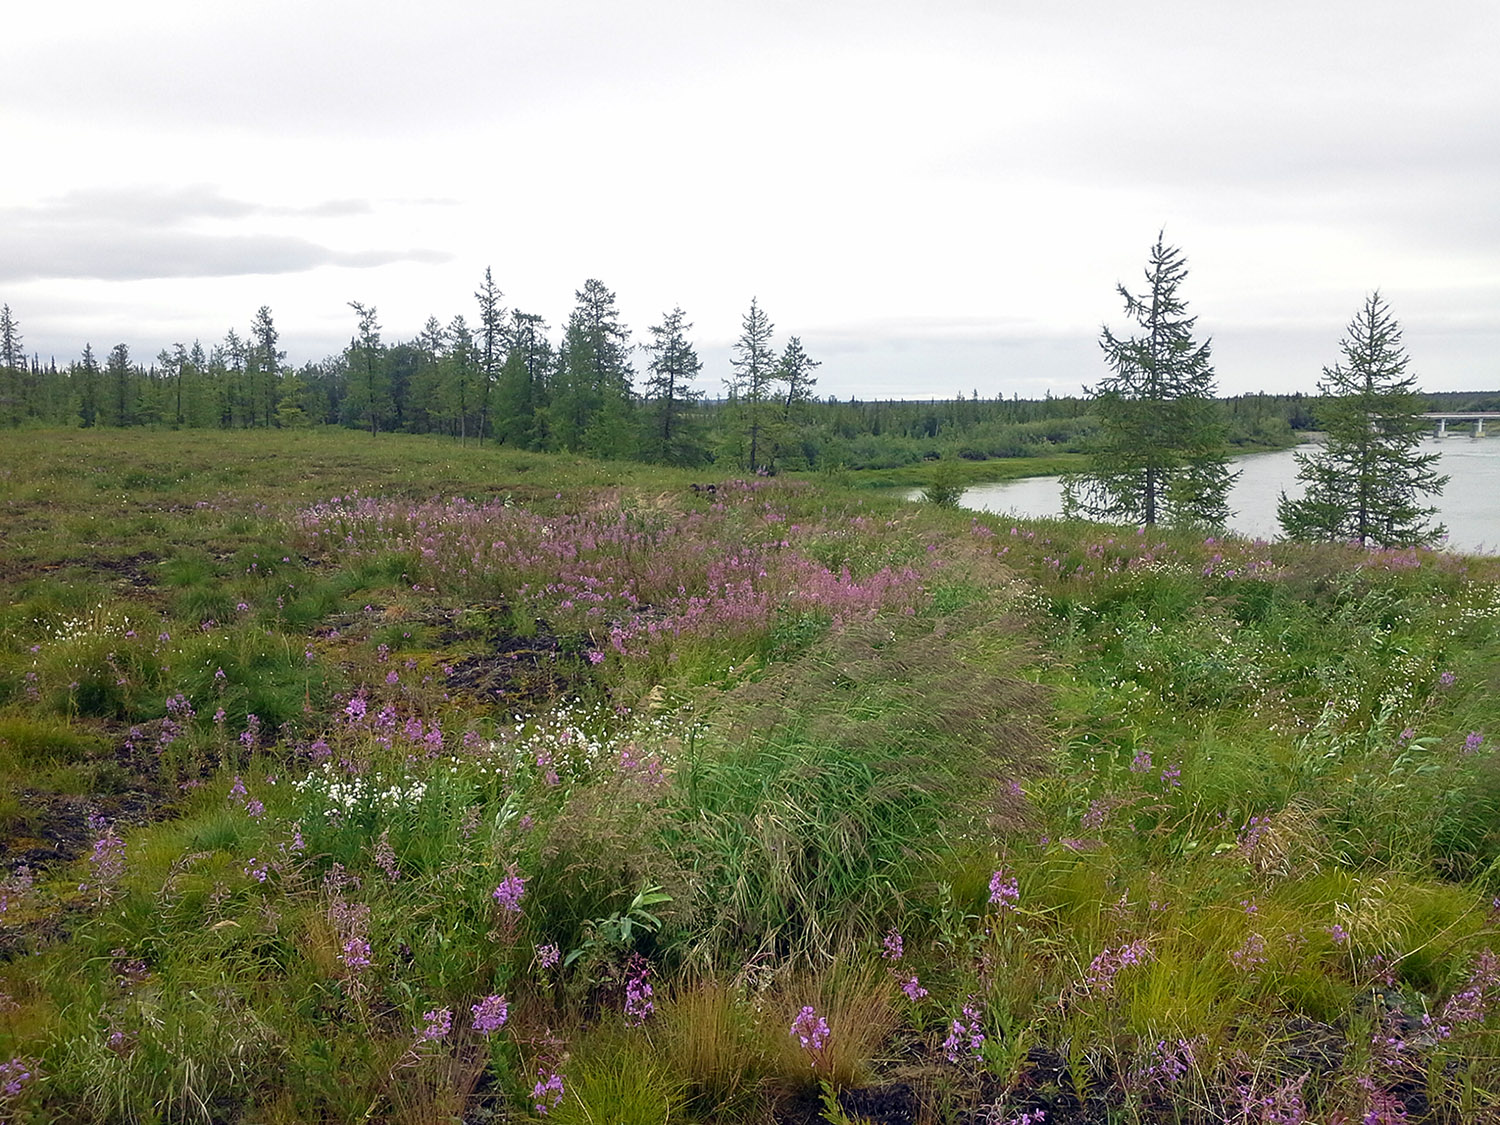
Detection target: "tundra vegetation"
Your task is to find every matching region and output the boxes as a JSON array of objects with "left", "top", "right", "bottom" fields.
[{"left": 2, "top": 428, "right": 1500, "bottom": 1124}]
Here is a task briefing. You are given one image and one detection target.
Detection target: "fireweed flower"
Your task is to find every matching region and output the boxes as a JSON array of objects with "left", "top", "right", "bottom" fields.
[
  {"left": 1465, "top": 731, "right": 1485, "bottom": 754},
  {"left": 1130, "top": 749, "right": 1153, "bottom": 774},
  {"left": 882, "top": 929, "right": 904, "bottom": 961},
  {"left": 229, "top": 776, "right": 248, "bottom": 801},
  {"left": 989, "top": 870, "right": 1019, "bottom": 911},
  {"left": 532, "top": 1069, "right": 565, "bottom": 1115},
  {"left": 471, "top": 994, "right": 508, "bottom": 1034},
  {"left": 901, "top": 976, "right": 929, "bottom": 1001},
  {"left": 341, "top": 938, "right": 372, "bottom": 970},
  {"left": 492, "top": 869, "right": 527, "bottom": 914},
  {"left": 790, "top": 1005, "right": 831, "bottom": 1052},
  {"left": 416, "top": 1007, "right": 452, "bottom": 1042},
  {"left": 374, "top": 830, "right": 400, "bottom": 881},
  {"left": 536, "top": 942, "right": 561, "bottom": 970},
  {"left": 1083, "top": 939, "right": 1151, "bottom": 994},
  {"left": 1, "top": 1056, "right": 36, "bottom": 1100},
  {"left": 942, "top": 1001, "right": 985, "bottom": 1063},
  {"left": 1440, "top": 671, "right": 1456, "bottom": 688},
  {"left": 624, "top": 960, "right": 655, "bottom": 1026}
]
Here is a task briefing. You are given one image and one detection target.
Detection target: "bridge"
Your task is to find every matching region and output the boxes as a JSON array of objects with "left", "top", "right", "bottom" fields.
[{"left": 1421, "top": 412, "right": 1500, "bottom": 437}]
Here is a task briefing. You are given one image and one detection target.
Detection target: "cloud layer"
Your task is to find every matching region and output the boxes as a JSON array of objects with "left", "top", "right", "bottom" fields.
[{"left": 0, "top": 187, "right": 450, "bottom": 282}]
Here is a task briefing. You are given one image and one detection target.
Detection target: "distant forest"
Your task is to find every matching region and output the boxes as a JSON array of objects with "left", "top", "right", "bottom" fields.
[{"left": 0, "top": 287, "right": 1492, "bottom": 472}]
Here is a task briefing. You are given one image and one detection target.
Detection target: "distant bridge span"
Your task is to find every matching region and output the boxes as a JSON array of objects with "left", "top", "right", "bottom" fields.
[{"left": 1421, "top": 412, "right": 1500, "bottom": 437}]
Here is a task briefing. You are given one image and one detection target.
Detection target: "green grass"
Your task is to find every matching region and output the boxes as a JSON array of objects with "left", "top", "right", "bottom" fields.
[{"left": 2, "top": 429, "right": 1500, "bottom": 1123}]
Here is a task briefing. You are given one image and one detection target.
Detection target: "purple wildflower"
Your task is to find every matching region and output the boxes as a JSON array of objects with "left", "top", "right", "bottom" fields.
[
  {"left": 341, "top": 937, "right": 372, "bottom": 971},
  {"left": 791, "top": 1005, "right": 831, "bottom": 1052},
  {"left": 1083, "top": 939, "right": 1151, "bottom": 994},
  {"left": 532, "top": 1069, "right": 565, "bottom": 1115},
  {"left": 989, "top": 869, "right": 1019, "bottom": 911},
  {"left": 942, "top": 1000, "right": 985, "bottom": 1063},
  {"left": 373, "top": 829, "right": 400, "bottom": 881},
  {"left": 901, "top": 975, "right": 929, "bottom": 1001},
  {"left": 244, "top": 798, "right": 264, "bottom": 819},
  {"left": 492, "top": 868, "right": 527, "bottom": 914},
  {"left": 624, "top": 959, "right": 655, "bottom": 1026},
  {"left": 1465, "top": 731, "right": 1484, "bottom": 754},
  {"left": 229, "top": 775, "right": 248, "bottom": 800},
  {"left": 882, "top": 928, "right": 904, "bottom": 961},
  {"left": 1439, "top": 671, "right": 1456, "bottom": 688},
  {"left": 471, "top": 993, "right": 509, "bottom": 1034},
  {"left": 1, "top": 1056, "right": 36, "bottom": 1101},
  {"left": 1130, "top": 749, "right": 1153, "bottom": 774},
  {"left": 417, "top": 1007, "right": 452, "bottom": 1042},
  {"left": 536, "top": 942, "right": 561, "bottom": 970}
]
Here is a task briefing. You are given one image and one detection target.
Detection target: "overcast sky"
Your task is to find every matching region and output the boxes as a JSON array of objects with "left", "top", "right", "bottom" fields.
[{"left": 3, "top": 1, "right": 1497, "bottom": 399}]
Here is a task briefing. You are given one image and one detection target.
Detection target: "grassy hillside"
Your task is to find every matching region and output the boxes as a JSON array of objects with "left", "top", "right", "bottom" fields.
[{"left": 2, "top": 429, "right": 1499, "bottom": 1124}]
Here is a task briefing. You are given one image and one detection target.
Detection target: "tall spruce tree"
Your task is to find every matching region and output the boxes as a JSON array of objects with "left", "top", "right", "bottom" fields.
[
  {"left": 1278, "top": 292, "right": 1447, "bottom": 547},
  {"left": 642, "top": 306, "right": 706, "bottom": 465},
  {"left": 553, "top": 280, "right": 633, "bottom": 456},
  {"left": 496, "top": 311, "right": 549, "bottom": 449},
  {"left": 346, "top": 301, "right": 387, "bottom": 435},
  {"left": 1063, "top": 234, "right": 1235, "bottom": 526},
  {"left": 474, "top": 268, "right": 507, "bottom": 441},
  {"left": 105, "top": 343, "right": 134, "bottom": 427},
  {"left": 76, "top": 343, "right": 100, "bottom": 428},
  {"left": 248, "top": 306, "right": 284, "bottom": 427},
  {"left": 728, "top": 297, "right": 778, "bottom": 472},
  {"left": 0, "top": 305, "right": 23, "bottom": 425}
]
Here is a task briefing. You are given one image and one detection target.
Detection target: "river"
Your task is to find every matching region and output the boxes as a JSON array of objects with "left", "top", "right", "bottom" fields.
[{"left": 943, "top": 438, "right": 1500, "bottom": 554}]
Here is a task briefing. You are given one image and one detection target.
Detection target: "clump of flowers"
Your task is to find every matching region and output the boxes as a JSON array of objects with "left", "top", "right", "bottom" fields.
[
  {"left": 943, "top": 1000, "right": 986, "bottom": 1064},
  {"left": 471, "top": 994, "right": 509, "bottom": 1035},
  {"left": 416, "top": 1007, "right": 452, "bottom": 1043},
  {"left": 988, "top": 869, "right": 1019, "bottom": 911},
  {"left": 84, "top": 813, "right": 127, "bottom": 901},
  {"left": 624, "top": 957, "right": 655, "bottom": 1026},
  {"left": 532, "top": 1068, "right": 565, "bottom": 1115},
  {"left": 1, "top": 1056, "right": 37, "bottom": 1110},
  {"left": 492, "top": 867, "right": 527, "bottom": 914},
  {"left": 373, "top": 829, "right": 400, "bottom": 881},
  {"left": 1230, "top": 932, "right": 1269, "bottom": 973},
  {"left": 882, "top": 928, "right": 904, "bottom": 961},
  {"left": 536, "top": 942, "right": 561, "bottom": 970},
  {"left": 1232, "top": 1073, "right": 1308, "bottom": 1124},
  {"left": 1082, "top": 939, "right": 1151, "bottom": 995},
  {"left": 329, "top": 897, "right": 373, "bottom": 974},
  {"left": 1132, "top": 1037, "right": 1200, "bottom": 1090},
  {"left": 791, "top": 1005, "right": 831, "bottom": 1060},
  {"left": 901, "top": 976, "right": 929, "bottom": 1002}
]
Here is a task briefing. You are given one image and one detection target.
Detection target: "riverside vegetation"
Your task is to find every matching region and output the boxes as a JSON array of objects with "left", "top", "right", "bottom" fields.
[{"left": 2, "top": 429, "right": 1500, "bottom": 1124}]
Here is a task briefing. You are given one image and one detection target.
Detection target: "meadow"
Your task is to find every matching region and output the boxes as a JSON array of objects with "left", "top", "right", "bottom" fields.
[{"left": 2, "top": 428, "right": 1499, "bottom": 1124}]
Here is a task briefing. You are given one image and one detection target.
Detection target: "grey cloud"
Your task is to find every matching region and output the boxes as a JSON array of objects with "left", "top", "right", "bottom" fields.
[{"left": 0, "top": 187, "right": 450, "bottom": 282}]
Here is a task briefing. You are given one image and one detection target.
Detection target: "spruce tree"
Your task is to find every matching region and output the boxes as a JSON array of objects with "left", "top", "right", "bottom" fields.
[
  {"left": 728, "top": 298, "right": 778, "bottom": 472},
  {"left": 1063, "top": 234, "right": 1235, "bottom": 526},
  {"left": 642, "top": 306, "right": 706, "bottom": 465},
  {"left": 0, "top": 305, "right": 23, "bottom": 426},
  {"left": 1278, "top": 292, "right": 1447, "bottom": 547}
]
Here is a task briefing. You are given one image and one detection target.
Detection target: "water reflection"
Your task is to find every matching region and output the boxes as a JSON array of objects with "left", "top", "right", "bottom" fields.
[{"left": 948, "top": 439, "right": 1500, "bottom": 554}]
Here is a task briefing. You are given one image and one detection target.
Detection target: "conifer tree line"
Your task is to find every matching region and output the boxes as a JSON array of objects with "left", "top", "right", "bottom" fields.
[{"left": 0, "top": 262, "right": 1435, "bottom": 480}]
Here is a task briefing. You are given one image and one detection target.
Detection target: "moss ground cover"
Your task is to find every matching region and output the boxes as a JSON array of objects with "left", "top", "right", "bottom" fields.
[{"left": 2, "top": 429, "right": 1500, "bottom": 1123}]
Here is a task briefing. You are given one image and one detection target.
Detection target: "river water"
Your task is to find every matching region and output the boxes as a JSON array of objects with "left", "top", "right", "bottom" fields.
[{"left": 944, "top": 438, "right": 1500, "bottom": 554}]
